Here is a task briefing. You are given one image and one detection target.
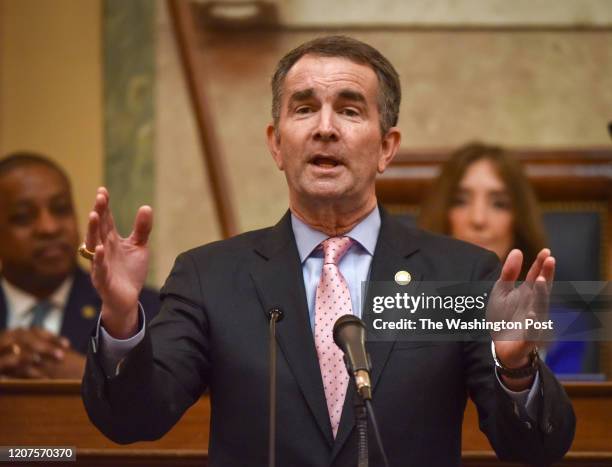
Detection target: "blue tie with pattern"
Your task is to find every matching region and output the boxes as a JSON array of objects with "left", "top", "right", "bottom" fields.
[{"left": 29, "top": 301, "right": 53, "bottom": 329}]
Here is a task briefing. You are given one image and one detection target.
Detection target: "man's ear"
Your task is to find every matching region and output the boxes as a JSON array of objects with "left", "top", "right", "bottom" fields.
[
  {"left": 266, "top": 124, "right": 284, "bottom": 170},
  {"left": 377, "top": 126, "right": 401, "bottom": 173}
]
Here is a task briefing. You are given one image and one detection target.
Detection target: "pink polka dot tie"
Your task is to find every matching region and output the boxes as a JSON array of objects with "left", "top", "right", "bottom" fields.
[{"left": 314, "top": 236, "right": 353, "bottom": 438}]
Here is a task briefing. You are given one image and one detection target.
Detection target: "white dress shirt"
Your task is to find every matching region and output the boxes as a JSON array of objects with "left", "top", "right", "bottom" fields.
[{"left": 2, "top": 276, "right": 73, "bottom": 334}]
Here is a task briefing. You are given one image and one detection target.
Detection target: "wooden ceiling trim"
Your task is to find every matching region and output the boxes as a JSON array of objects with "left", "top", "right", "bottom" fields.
[{"left": 167, "top": 0, "right": 239, "bottom": 238}]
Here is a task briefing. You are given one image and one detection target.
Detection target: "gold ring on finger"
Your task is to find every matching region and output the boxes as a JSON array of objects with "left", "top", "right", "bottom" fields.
[{"left": 78, "top": 243, "right": 96, "bottom": 261}]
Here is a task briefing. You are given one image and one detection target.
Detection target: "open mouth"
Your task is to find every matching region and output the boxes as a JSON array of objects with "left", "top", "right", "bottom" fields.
[{"left": 310, "top": 155, "right": 342, "bottom": 169}]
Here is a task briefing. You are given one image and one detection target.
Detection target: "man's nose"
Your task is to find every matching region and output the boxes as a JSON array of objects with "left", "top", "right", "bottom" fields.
[
  {"left": 35, "top": 209, "right": 61, "bottom": 235},
  {"left": 313, "top": 108, "right": 339, "bottom": 142}
]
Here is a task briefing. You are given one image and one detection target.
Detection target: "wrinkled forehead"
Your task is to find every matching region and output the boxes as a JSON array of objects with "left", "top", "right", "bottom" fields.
[{"left": 283, "top": 54, "right": 380, "bottom": 99}]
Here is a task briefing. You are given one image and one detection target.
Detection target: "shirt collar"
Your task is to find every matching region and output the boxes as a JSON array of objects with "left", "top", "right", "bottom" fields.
[
  {"left": 291, "top": 206, "right": 381, "bottom": 263},
  {"left": 1, "top": 275, "right": 74, "bottom": 320}
]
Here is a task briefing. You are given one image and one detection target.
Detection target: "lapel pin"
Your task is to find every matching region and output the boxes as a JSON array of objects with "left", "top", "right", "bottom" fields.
[
  {"left": 81, "top": 305, "right": 97, "bottom": 320},
  {"left": 394, "top": 270, "right": 411, "bottom": 285}
]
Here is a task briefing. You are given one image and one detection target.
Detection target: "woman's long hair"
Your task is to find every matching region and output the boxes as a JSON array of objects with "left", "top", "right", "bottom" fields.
[{"left": 419, "top": 143, "right": 547, "bottom": 279}]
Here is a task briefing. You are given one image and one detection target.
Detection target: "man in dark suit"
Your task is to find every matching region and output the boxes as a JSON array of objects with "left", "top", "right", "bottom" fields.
[
  {"left": 81, "top": 36, "right": 575, "bottom": 465},
  {"left": 0, "top": 153, "right": 159, "bottom": 378}
]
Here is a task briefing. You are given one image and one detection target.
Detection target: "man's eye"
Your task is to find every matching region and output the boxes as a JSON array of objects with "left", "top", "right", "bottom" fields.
[
  {"left": 341, "top": 108, "right": 359, "bottom": 117},
  {"left": 51, "top": 201, "right": 74, "bottom": 217},
  {"left": 295, "top": 106, "right": 312, "bottom": 114},
  {"left": 9, "top": 212, "right": 34, "bottom": 226}
]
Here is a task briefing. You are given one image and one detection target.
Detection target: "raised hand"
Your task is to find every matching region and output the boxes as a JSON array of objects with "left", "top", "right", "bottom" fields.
[
  {"left": 85, "top": 187, "right": 153, "bottom": 338},
  {"left": 487, "top": 248, "right": 555, "bottom": 373}
]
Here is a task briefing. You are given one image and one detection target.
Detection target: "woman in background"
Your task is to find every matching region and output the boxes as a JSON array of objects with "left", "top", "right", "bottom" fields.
[{"left": 419, "top": 142, "right": 586, "bottom": 375}]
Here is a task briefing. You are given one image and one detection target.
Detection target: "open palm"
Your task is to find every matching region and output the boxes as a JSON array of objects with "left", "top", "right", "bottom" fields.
[
  {"left": 85, "top": 188, "right": 152, "bottom": 333},
  {"left": 487, "top": 248, "right": 554, "bottom": 368}
]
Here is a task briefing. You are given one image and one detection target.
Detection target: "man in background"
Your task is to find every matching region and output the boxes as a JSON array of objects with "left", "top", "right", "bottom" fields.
[{"left": 0, "top": 152, "right": 159, "bottom": 379}]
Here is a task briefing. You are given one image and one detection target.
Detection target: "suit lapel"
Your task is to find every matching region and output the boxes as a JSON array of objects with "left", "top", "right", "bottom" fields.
[
  {"left": 331, "top": 208, "right": 425, "bottom": 459},
  {"left": 250, "top": 212, "right": 335, "bottom": 446},
  {"left": 363, "top": 214, "right": 423, "bottom": 390},
  {"left": 0, "top": 283, "right": 7, "bottom": 330},
  {"left": 60, "top": 268, "right": 101, "bottom": 353}
]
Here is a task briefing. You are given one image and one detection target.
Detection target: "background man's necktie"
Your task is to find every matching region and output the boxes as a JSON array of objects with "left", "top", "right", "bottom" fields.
[
  {"left": 29, "top": 301, "right": 53, "bottom": 329},
  {"left": 314, "top": 236, "right": 354, "bottom": 437}
]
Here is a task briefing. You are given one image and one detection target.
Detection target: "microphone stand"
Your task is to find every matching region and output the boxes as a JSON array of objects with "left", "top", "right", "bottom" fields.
[
  {"left": 354, "top": 388, "right": 369, "bottom": 467},
  {"left": 267, "top": 308, "right": 284, "bottom": 467},
  {"left": 365, "top": 399, "right": 389, "bottom": 467},
  {"left": 334, "top": 315, "right": 390, "bottom": 467},
  {"left": 346, "top": 364, "right": 390, "bottom": 467}
]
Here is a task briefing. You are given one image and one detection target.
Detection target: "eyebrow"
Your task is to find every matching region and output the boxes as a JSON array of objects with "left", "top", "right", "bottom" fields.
[
  {"left": 337, "top": 89, "right": 366, "bottom": 104},
  {"left": 287, "top": 88, "right": 367, "bottom": 107},
  {"left": 288, "top": 89, "right": 315, "bottom": 107}
]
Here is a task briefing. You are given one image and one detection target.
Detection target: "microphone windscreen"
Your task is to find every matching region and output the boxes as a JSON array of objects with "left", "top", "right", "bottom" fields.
[
  {"left": 333, "top": 314, "right": 364, "bottom": 350},
  {"left": 333, "top": 315, "right": 370, "bottom": 372}
]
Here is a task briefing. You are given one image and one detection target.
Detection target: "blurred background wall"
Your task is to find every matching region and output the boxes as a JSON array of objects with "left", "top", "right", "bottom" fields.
[
  {"left": 0, "top": 0, "right": 610, "bottom": 286},
  {"left": 0, "top": 0, "right": 103, "bottom": 247}
]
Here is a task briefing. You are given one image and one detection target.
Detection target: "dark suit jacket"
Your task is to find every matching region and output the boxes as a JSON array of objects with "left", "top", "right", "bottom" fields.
[
  {"left": 82, "top": 209, "right": 575, "bottom": 466},
  {"left": 0, "top": 267, "right": 160, "bottom": 354}
]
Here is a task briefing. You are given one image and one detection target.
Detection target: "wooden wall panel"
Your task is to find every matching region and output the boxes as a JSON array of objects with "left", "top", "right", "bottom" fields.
[{"left": 0, "top": 380, "right": 610, "bottom": 465}]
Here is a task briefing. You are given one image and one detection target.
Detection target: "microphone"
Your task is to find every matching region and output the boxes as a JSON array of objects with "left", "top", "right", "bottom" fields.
[
  {"left": 267, "top": 307, "right": 284, "bottom": 323},
  {"left": 267, "top": 307, "right": 283, "bottom": 467},
  {"left": 333, "top": 315, "right": 372, "bottom": 400}
]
